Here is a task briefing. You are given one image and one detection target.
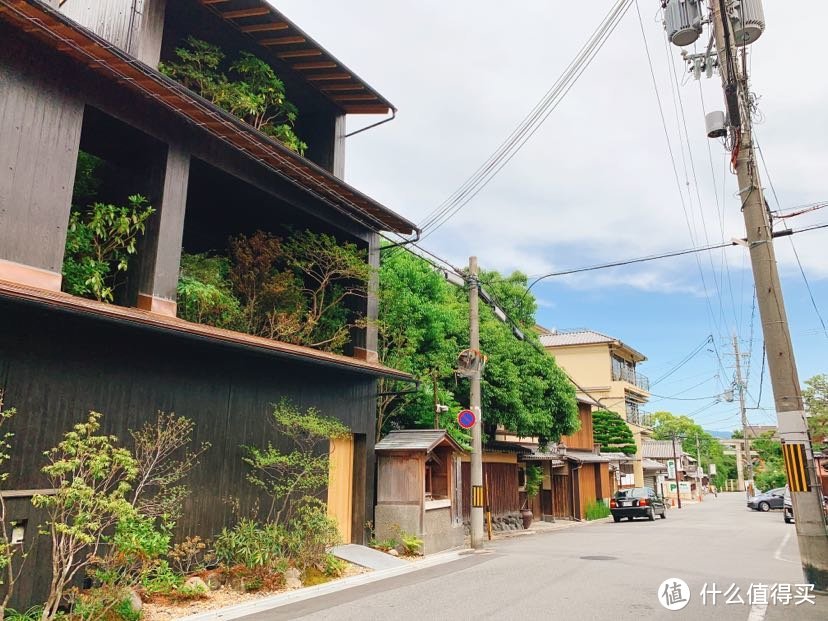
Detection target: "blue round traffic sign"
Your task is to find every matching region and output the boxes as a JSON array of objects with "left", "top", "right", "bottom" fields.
[{"left": 457, "top": 409, "right": 476, "bottom": 429}]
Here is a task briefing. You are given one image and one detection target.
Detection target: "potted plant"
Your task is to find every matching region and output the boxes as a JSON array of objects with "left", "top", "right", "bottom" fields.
[{"left": 521, "top": 464, "right": 543, "bottom": 528}]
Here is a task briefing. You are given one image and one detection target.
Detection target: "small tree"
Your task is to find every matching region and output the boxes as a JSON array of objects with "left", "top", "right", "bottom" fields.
[
  {"left": 62, "top": 195, "right": 155, "bottom": 302},
  {"left": 0, "top": 394, "right": 28, "bottom": 620},
  {"left": 32, "top": 413, "right": 138, "bottom": 621},
  {"left": 160, "top": 37, "right": 306, "bottom": 154},
  {"left": 592, "top": 410, "right": 637, "bottom": 455},
  {"left": 804, "top": 374, "right": 828, "bottom": 450},
  {"left": 129, "top": 412, "right": 210, "bottom": 521},
  {"left": 243, "top": 401, "right": 349, "bottom": 525}
]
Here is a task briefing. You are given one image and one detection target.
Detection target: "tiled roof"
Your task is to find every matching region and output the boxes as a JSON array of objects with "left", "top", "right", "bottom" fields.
[
  {"left": 375, "top": 430, "right": 464, "bottom": 453},
  {"left": 539, "top": 330, "right": 616, "bottom": 348},
  {"left": 643, "top": 458, "right": 668, "bottom": 471},
  {"left": 539, "top": 329, "right": 646, "bottom": 362},
  {"left": 642, "top": 441, "right": 688, "bottom": 460}
]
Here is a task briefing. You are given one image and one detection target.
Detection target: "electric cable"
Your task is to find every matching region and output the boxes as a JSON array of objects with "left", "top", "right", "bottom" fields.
[{"left": 418, "top": 0, "right": 635, "bottom": 238}]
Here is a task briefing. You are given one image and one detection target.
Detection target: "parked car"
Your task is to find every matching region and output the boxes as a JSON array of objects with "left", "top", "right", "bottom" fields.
[
  {"left": 610, "top": 487, "right": 667, "bottom": 522},
  {"left": 783, "top": 486, "right": 793, "bottom": 523},
  {"left": 747, "top": 487, "right": 786, "bottom": 512},
  {"left": 784, "top": 485, "right": 828, "bottom": 524}
]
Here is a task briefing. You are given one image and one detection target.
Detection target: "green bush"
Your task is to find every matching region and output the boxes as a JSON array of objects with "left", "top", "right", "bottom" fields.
[
  {"left": 4, "top": 608, "right": 43, "bottom": 621},
  {"left": 70, "top": 587, "right": 140, "bottom": 621},
  {"left": 62, "top": 195, "right": 155, "bottom": 303},
  {"left": 323, "top": 553, "right": 346, "bottom": 578},
  {"left": 139, "top": 559, "right": 183, "bottom": 596},
  {"left": 400, "top": 532, "right": 423, "bottom": 556},
  {"left": 585, "top": 500, "right": 611, "bottom": 521},
  {"left": 177, "top": 253, "right": 243, "bottom": 329},
  {"left": 214, "top": 519, "right": 287, "bottom": 569},
  {"left": 284, "top": 500, "right": 341, "bottom": 571}
]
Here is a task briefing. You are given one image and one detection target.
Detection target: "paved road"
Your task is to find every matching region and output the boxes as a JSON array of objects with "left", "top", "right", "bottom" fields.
[{"left": 245, "top": 493, "right": 827, "bottom": 620}]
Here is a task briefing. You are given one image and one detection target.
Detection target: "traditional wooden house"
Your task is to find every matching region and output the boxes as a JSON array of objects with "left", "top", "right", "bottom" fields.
[
  {"left": 374, "top": 430, "right": 466, "bottom": 555},
  {"left": 0, "top": 0, "right": 416, "bottom": 605},
  {"left": 503, "top": 398, "right": 613, "bottom": 521}
]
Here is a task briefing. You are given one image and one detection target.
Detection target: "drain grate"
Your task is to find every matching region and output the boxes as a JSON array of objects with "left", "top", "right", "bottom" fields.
[{"left": 579, "top": 555, "right": 617, "bottom": 561}]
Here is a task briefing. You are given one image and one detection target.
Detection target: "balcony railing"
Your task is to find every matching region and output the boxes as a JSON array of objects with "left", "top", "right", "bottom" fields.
[
  {"left": 627, "top": 410, "right": 654, "bottom": 428},
  {"left": 612, "top": 366, "right": 650, "bottom": 392}
]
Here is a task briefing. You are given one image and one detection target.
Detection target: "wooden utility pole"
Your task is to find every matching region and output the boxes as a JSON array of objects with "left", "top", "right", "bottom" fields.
[
  {"left": 732, "top": 335, "right": 753, "bottom": 494},
  {"left": 671, "top": 433, "right": 682, "bottom": 509},
  {"left": 469, "top": 256, "right": 484, "bottom": 549},
  {"left": 709, "top": 0, "right": 828, "bottom": 588}
]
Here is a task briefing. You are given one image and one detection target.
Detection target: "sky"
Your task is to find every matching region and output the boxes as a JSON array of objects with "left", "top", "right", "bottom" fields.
[{"left": 276, "top": 0, "right": 828, "bottom": 434}]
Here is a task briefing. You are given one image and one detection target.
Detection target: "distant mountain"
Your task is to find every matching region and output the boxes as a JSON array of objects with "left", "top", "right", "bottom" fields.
[{"left": 706, "top": 429, "right": 734, "bottom": 439}]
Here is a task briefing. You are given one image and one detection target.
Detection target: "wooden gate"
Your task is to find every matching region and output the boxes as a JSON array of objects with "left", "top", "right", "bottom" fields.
[
  {"left": 327, "top": 435, "right": 354, "bottom": 542},
  {"left": 552, "top": 474, "right": 571, "bottom": 519}
]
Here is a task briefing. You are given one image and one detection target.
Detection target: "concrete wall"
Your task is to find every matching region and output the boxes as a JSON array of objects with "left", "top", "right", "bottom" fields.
[{"left": 423, "top": 506, "right": 464, "bottom": 554}]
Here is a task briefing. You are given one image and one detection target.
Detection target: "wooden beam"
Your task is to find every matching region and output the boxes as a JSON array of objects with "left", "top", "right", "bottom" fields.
[
  {"left": 221, "top": 7, "right": 271, "bottom": 19},
  {"left": 320, "top": 84, "right": 366, "bottom": 92},
  {"left": 331, "top": 94, "right": 379, "bottom": 102},
  {"left": 343, "top": 104, "right": 393, "bottom": 114},
  {"left": 203, "top": 0, "right": 230, "bottom": 4},
  {"left": 291, "top": 61, "right": 337, "bottom": 71},
  {"left": 277, "top": 49, "right": 323, "bottom": 60},
  {"left": 306, "top": 73, "right": 352, "bottom": 81},
  {"left": 259, "top": 36, "right": 307, "bottom": 46},
  {"left": 241, "top": 22, "right": 289, "bottom": 33}
]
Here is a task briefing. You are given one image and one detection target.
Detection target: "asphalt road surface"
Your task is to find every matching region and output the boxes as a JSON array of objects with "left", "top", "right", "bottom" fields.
[{"left": 243, "top": 493, "right": 827, "bottom": 621}]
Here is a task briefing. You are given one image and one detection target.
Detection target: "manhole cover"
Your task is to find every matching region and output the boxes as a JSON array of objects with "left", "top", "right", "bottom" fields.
[{"left": 579, "top": 555, "right": 617, "bottom": 561}]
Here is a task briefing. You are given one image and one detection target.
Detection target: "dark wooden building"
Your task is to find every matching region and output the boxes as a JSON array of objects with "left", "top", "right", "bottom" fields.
[{"left": 0, "top": 0, "right": 416, "bottom": 606}]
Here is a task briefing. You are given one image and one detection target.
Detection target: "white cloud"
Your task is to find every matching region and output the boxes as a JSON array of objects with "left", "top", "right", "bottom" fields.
[{"left": 276, "top": 0, "right": 828, "bottom": 293}]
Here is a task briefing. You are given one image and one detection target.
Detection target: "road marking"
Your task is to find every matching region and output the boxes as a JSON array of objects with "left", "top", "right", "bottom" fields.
[
  {"left": 773, "top": 531, "right": 797, "bottom": 564},
  {"left": 748, "top": 603, "right": 768, "bottom": 621}
]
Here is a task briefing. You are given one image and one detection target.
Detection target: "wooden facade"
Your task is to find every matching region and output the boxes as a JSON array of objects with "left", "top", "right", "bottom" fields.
[
  {"left": 0, "top": 0, "right": 416, "bottom": 607},
  {"left": 461, "top": 457, "right": 521, "bottom": 520}
]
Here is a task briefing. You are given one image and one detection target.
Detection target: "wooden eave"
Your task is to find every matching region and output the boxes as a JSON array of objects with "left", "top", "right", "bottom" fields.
[
  {"left": 0, "top": 280, "right": 413, "bottom": 381},
  {"left": 197, "top": 0, "right": 395, "bottom": 115},
  {"left": 0, "top": 0, "right": 416, "bottom": 236}
]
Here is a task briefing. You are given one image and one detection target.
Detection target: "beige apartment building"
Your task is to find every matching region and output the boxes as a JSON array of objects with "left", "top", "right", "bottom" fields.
[{"left": 538, "top": 328, "right": 652, "bottom": 486}]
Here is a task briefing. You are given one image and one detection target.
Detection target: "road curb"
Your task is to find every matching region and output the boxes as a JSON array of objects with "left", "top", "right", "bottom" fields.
[{"left": 176, "top": 549, "right": 468, "bottom": 621}]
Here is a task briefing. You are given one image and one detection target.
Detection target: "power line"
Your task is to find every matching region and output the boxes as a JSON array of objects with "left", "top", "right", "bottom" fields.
[
  {"left": 418, "top": 0, "right": 634, "bottom": 238},
  {"left": 650, "top": 335, "right": 713, "bottom": 387}
]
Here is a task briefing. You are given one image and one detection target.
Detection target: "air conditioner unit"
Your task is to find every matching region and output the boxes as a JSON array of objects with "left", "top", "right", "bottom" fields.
[{"left": 665, "top": 0, "right": 704, "bottom": 47}]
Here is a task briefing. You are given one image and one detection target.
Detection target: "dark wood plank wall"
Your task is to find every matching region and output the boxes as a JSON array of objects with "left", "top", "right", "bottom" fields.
[
  {"left": 0, "top": 297, "right": 379, "bottom": 606},
  {"left": 552, "top": 473, "right": 571, "bottom": 519},
  {"left": 60, "top": 0, "right": 167, "bottom": 66},
  {"left": 461, "top": 462, "right": 519, "bottom": 520},
  {"left": 0, "top": 32, "right": 83, "bottom": 274}
]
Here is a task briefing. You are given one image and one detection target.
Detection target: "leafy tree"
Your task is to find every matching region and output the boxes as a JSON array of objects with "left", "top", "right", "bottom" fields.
[
  {"left": 62, "top": 195, "right": 155, "bottom": 302},
  {"left": 160, "top": 37, "right": 306, "bottom": 154},
  {"left": 32, "top": 413, "right": 139, "bottom": 621},
  {"left": 242, "top": 400, "right": 349, "bottom": 525},
  {"left": 376, "top": 249, "right": 464, "bottom": 442},
  {"left": 592, "top": 410, "right": 637, "bottom": 455},
  {"left": 804, "top": 374, "right": 828, "bottom": 450},
  {"left": 376, "top": 249, "right": 578, "bottom": 446},
  {"left": 650, "top": 411, "right": 733, "bottom": 487},
  {"left": 177, "top": 253, "right": 243, "bottom": 329},
  {"left": 751, "top": 431, "right": 787, "bottom": 491},
  {"left": 178, "top": 230, "right": 368, "bottom": 353}
]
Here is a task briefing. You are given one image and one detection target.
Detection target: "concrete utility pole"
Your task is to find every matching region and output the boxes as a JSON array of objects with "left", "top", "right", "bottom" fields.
[
  {"left": 469, "top": 256, "right": 484, "bottom": 549},
  {"left": 708, "top": 0, "right": 828, "bottom": 588},
  {"left": 695, "top": 433, "right": 703, "bottom": 501},
  {"left": 732, "top": 335, "right": 753, "bottom": 495}
]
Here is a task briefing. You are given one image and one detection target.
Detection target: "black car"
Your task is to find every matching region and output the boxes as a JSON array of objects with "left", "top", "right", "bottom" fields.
[
  {"left": 610, "top": 487, "right": 667, "bottom": 522},
  {"left": 747, "top": 487, "right": 786, "bottom": 512}
]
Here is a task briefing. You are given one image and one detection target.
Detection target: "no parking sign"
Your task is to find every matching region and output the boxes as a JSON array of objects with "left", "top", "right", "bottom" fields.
[{"left": 457, "top": 409, "right": 477, "bottom": 429}]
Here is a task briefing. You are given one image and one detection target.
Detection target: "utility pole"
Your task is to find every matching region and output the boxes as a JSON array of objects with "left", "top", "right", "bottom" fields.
[
  {"left": 695, "top": 433, "right": 703, "bottom": 501},
  {"left": 468, "top": 256, "right": 484, "bottom": 549},
  {"left": 671, "top": 433, "right": 682, "bottom": 509},
  {"left": 732, "top": 335, "right": 753, "bottom": 495},
  {"left": 706, "top": 0, "right": 828, "bottom": 588},
  {"left": 432, "top": 369, "right": 440, "bottom": 429}
]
